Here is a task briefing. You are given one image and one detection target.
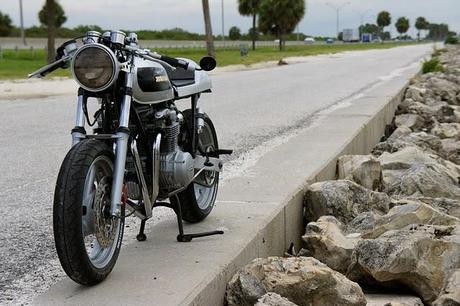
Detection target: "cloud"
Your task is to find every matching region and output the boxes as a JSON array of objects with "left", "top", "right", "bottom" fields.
[{"left": 1, "top": 0, "right": 458, "bottom": 36}]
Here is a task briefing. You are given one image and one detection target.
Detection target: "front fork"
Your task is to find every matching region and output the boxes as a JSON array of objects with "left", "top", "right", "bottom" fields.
[{"left": 71, "top": 69, "right": 134, "bottom": 218}]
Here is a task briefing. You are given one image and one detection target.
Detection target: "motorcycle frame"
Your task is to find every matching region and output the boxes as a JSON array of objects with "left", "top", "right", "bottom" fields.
[{"left": 69, "top": 52, "right": 217, "bottom": 220}]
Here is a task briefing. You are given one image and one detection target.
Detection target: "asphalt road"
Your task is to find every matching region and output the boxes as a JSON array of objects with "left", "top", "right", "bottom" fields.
[{"left": 0, "top": 44, "right": 432, "bottom": 304}]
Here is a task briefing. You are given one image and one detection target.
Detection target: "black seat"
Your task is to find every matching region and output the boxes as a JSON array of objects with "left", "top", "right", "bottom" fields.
[{"left": 162, "top": 64, "right": 195, "bottom": 87}]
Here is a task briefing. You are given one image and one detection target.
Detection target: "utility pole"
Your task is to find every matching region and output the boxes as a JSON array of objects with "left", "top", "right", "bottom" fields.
[
  {"left": 221, "top": 0, "right": 225, "bottom": 41},
  {"left": 19, "top": 0, "right": 26, "bottom": 45},
  {"left": 353, "top": 9, "right": 371, "bottom": 28},
  {"left": 325, "top": 2, "right": 350, "bottom": 39}
]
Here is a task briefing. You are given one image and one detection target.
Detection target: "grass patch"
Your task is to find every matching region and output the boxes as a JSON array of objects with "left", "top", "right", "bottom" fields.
[
  {"left": 0, "top": 42, "right": 418, "bottom": 80},
  {"left": 422, "top": 57, "right": 444, "bottom": 74}
]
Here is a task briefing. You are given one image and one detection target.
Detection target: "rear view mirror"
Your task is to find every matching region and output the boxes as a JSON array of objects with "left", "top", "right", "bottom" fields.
[{"left": 199, "top": 56, "right": 217, "bottom": 71}]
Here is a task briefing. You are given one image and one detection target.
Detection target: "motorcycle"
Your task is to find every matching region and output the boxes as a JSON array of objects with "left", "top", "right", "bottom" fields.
[{"left": 29, "top": 30, "right": 231, "bottom": 285}]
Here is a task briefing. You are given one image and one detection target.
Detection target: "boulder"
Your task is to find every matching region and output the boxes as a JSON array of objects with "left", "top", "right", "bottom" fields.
[
  {"left": 337, "top": 155, "right": 383, "bottom": 190},
  {"left": 411, "top": 196, "right": 460, "bottom": 219},
  {"left": 365, "top": 294, "right": 424, "bottom": 306},
  {"left": 373, "top": 131, "right": 442, "bottom": 157},
  {"left": 431, "top": 122, "right": 460, "bottom": 139},
  {"left": 440, "top": 138, "right": 460, "bottom": 164},
  {"left": 348, "top": 211, "right": 381, "bottom": 234},
  {"left": 394, "top": 114, "right": 426, "bottom": 131},
  {"left": 305, "top": 180, "right": 390, "bottom": 224},
  {"left": 362, "top": 201, "right": 459, "bottom": 239},
  {"left": 226, "top": 256, "right": 366, "bottom": 306},
  {"left": 378, "top": 147, "right": 460, "bottom": 200},
  {"left": 405, "top": 85, "right": 429, "bottom": 103},
  {"left": 302, "top": 216, "right": 361, "bottom": 273},
  {"left": 433, "top": 269, "right": 460, "bottom": 306},
  {"left": 255, "top": 293, "right": 297, "bottom": 306},
  {"left": 384, "top": 163, "right": 460, "bottom": 200},
  {"left": 426, "top": 77, "right": 459, "bottom": 106},
  {"left": 347, "top": 224, "right": 460, "bottom": 304}
]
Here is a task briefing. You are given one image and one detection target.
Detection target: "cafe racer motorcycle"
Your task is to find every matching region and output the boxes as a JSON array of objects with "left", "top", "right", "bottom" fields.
[{"left": 29, "top": 30, "right": 231, "bottom": 285}]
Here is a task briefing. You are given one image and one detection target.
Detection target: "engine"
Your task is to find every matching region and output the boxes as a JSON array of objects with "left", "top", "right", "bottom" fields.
[{"left": 158, "top": 114, "right": 194, "bottom": 191}]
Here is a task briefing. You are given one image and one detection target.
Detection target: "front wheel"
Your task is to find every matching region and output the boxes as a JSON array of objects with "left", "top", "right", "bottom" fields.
[
  {"left": 171, "top": 110, "right": 219, "bottom": 223},
  {"left": 53, "top": 139, "right": 124, "bottom": 285}
]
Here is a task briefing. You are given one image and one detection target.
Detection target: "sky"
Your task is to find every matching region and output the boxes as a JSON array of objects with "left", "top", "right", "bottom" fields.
[{"left": 1, "top": 0, "right": 459, "bottom": 38}]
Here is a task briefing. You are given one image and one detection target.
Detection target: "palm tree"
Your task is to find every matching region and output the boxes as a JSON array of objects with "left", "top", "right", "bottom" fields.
[
  {"left": 202, "top": 0, "right": 215, "bottom": 58},
  {"left": 46, "top": 0, "right": 56, "bottom": 63},
  {"left": 377, "top": 11, "right": 391, "bottom": 42},
  {"left": 258, "top": 0, "right": 305, "bottom": 51},
  {"left": 238, "top": 0, "right": 260, "bottom": 50},
  {"left": 415, "top": 17, "right": 429, "bottom": 40},
  {"left": 395, "top": 17, "right": 410, "bottom": 38}
]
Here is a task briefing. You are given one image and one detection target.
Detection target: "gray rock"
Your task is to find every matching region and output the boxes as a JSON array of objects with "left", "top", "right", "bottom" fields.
[
  {"left": 348, "top": 224, "right": 460, "bottom": 304},
  {"left": 384, "top": 163, "right": 460, "bottom": 200},
  {"left": 431, "top": 122, "right": 460, "bottom": 139},
  {"left": 302, "top": 216, "right": 361, "bottom": 273},
  {"left": 348, "top": 211, "right": 381, "bottom": 234},
  {"left": 255, "top": 293, "right": 298, "bottom": 306},
  {"left": 373, "top": 131, "right": 442, "bottom": 157},
  {"left": 440, "top": 138, "right": 460, "bottom": 164},
  {"left": 433, "top": 269, "right": 460, "bottom": 306},
  {"left": 305, "top": 180, "right": 390, "bottom": 224},
  {"left": 394, "top": 114, "right": 426, "bottom": 131},
  {"left": 226, "top": 256, "right": 366, "bottom": 306},
  {"left": 362, "top": 200, "right": 460, "bottom": 239},
  {"left": 365, "top": 294, "right": 424, "bottom": 306},
  {"left": 337, "top": 155, "right": 383, "bottom": 191},
  {"left": 378, "top": 147, "right": 460, "bottom": 200}
]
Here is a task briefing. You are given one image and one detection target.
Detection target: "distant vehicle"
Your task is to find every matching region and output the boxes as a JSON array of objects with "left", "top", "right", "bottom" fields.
[
  {"left": 361, "top": 33, "right": 372, "bottom": 43},
  {"left": 304, "top": 37, "right": 316, "bottom": 44},
  {"left": 343, "top": 28, "right": 360, "bottom": 42},
  {"left": 325, "top": 38, "right": 334, "bottom": 44}
]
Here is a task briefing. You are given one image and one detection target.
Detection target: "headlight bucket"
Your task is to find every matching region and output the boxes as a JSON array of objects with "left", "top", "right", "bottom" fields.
[{"left": 71, "top": 44, "right": 119, "bottom": 92}]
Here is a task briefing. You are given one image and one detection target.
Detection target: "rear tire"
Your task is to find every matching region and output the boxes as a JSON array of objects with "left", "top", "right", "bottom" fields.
[
  {"left": 53, "top": 139, "right": 124, "bottom": 285},
  {"left": 171, "top": 110, "right": 219, "bottom": 223}
]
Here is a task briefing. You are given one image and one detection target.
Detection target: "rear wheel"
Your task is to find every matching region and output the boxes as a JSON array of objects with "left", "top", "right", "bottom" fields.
[
  {"left": 53, "top": 139, "right": 124, "bottom": 285},
  {"left": 171, "top": 110, "right": 219, "bottom": 223}
]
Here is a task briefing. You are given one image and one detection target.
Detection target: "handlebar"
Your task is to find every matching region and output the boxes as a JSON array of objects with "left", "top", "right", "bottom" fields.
[{"left": 28, "top": 56, "right": 71, "bottom": 78}]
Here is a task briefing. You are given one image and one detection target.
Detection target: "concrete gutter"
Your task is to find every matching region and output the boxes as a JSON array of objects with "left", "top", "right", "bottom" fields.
[{"left": 35, "top": 66, "right": 415, "bottom": 305}]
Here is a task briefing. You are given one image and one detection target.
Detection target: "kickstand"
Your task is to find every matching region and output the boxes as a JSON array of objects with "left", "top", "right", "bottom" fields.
[
  {"left": 172, "top": 194, "right": 224, "bottom": 242},
  {"left": 136, "top": 219, "right": 147, "bottom": 241},
  {"left": 148, "top": 195, "right": 224, "bottom": 242}
]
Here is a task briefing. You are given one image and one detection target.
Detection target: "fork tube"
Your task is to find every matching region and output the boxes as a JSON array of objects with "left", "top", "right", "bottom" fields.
[
  {"left": 110, "top": 69, "right": 134, "bottom": 217},
  {"left": 71, "top": 88, "right": 87, "bottom": 146}
]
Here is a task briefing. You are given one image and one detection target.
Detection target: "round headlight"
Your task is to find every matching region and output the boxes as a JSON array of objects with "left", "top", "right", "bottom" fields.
[{"left": 72, "top": 44, "right": 119, "bottom": 92}]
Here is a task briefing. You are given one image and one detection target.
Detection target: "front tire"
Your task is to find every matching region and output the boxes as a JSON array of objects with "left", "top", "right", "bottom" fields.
[
  {"left": 171, "top": 111, "right": 219, "bottom": 223},
  {"left": 53, "top": 139, "right": 124, "bottom": 285}
]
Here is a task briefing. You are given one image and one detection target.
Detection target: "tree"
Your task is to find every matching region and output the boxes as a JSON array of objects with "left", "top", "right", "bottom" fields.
[
  {"left": 428, "top": 23, "right": 450, "bottom": 41},
  {"left": 229, "top": 26, "right": 241, "bottom": 40},
  {"left": 238, "top": 0, "right": 261, "bottom": 50},
  {"left": 395, "top": 17, "right": 410, "bottom": 37},
  {"left": 376, "top": 11, "right": 391, "bottom": 41},
  {"left": 39, "top": 1, "right": 67, "bottom": 28},
  {"left": 359, "top": 23, "right": 379, "bottom": 37},
  {"left": 202, "top": 0, "right": 215, "bottom": 57},
  {"left": 0, "top": 11, "right": 13, "bottom": 36},
  {"left": 415, "top": 17, "right": 429, "bottom": 40},
  {"left": 43, "top": 0, "right": 57, "bottom": 63},
  {"left": 258, "top": 0, "right": 306, "bottom": 51}
]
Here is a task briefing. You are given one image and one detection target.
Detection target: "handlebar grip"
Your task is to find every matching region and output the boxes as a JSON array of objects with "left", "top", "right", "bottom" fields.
[{"left": 160, "top": 55, "right": 189, "bottom": 70}]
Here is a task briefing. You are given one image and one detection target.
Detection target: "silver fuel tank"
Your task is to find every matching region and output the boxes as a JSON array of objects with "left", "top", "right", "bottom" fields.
[{"left": 132, "top": 57, "right": 174, "bottom": 104}]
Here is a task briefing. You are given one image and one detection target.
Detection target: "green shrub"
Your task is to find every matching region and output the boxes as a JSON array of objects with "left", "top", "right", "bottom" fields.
[
  {"left": 445, "top": 35, "right": 458, "bottom": 45},
  {"left": 422, "top": 58, "right": 444, "bottom": 74}
]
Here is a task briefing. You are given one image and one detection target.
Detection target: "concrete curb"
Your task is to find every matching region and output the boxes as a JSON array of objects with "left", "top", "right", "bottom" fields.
[{"left": 35, "top": 66, "right": 415, "bottom": 306}]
